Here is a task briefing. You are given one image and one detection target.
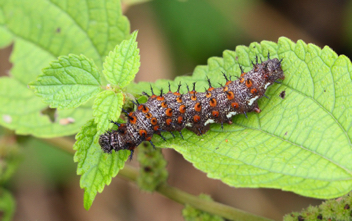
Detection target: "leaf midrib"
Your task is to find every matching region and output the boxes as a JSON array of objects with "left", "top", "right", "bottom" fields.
[
  {"left": 114, "top": 36, "right": 137, "bottom": 85},
  {"left": 180, "top": 134, "right": 352, "bottom": 181},
  {"left": 217, "top": 123, "right": 352, "bottom": 179}
]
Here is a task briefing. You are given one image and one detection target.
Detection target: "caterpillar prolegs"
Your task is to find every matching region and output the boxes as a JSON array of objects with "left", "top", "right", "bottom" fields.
[{"left": 99, "top": 55, "right": 284, "bottom": 159}]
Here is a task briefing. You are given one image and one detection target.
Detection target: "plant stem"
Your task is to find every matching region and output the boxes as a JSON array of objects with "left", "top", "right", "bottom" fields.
[
  {"left": 119, "top": 164, "right": 272, "bottom": 221},
  {"left": 40, "top": 137, "right": 273, "bottom": 221}
]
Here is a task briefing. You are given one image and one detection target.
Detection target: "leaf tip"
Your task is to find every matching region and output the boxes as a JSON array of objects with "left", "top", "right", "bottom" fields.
[
  {"left": 131, "top": 30, "right": 139, "bottom": 39},
  {"left": 83, "top": 191, "right": 93, "bottom": 211}
]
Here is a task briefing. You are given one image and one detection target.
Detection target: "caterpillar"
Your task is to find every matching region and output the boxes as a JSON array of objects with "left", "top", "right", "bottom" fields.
[{"left": 99, "top": 55, "right": 284, "bottom": 159}]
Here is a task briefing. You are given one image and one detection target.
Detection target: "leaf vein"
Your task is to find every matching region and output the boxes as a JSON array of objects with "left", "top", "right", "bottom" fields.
[{"left": 281, "top": 82, "right": 352, "bottom": 148}]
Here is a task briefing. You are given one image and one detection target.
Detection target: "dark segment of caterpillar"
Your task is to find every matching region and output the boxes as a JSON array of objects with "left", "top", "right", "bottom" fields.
[{"left": 99, "top": 56, "right": 284, "bottom": 159}]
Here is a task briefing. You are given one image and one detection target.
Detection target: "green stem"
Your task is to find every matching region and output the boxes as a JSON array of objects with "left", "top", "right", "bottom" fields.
[
  {"left": 40, "top": 137, "right": 273, "bottom": 221},
  {"left": 120, "top": 165, "right": 272, "bottom": 221}
]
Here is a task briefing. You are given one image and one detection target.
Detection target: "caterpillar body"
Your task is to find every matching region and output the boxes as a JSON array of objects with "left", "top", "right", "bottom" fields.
[{"left": 99, "top": 56, "right": 284, "bottom": 159}]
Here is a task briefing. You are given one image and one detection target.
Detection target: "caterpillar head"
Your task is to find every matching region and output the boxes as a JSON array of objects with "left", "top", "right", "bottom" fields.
[
  {"left": 265, "top": 58, "right": 285, "bottom": 81},
  {"left": 99, "top": 133, "right": 113, "bottom": 153}
]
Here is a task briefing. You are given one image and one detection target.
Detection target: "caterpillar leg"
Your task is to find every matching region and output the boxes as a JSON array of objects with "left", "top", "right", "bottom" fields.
[
  {"left": 186, "top": 124, "right": 210, "bottom": 136},
  {"left": 128, "top": 149, "right": 134, "bottom": 161}
]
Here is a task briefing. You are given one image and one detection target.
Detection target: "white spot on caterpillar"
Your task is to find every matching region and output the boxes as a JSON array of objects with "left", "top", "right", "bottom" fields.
[
  {"left": 264, "top": 82, "right": 271, "bottom": 89},
  {"left": 185, "top": 123, "right": 193, "bottom": 127},
  {"left": 226, "top": 112, "right": 237, "bottom": 118},
  {"left": 204, "top": 119, "right": 215, "bottom": 126},
  {"left": 247, "top": 96, "right": 259, "bottom": 105}
]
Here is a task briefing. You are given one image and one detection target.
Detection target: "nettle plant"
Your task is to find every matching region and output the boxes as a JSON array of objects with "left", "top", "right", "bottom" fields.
[{"left": 1, "top": 0, "right": 352, "bottom": 220}]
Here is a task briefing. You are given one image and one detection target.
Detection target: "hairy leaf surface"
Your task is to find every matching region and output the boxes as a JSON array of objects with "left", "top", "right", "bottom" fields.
[
  {"left": 74, "top": 120, "right": 129, "bottom": 210},
  {"left": 0, "top": 0, "right": 129, "bottom": 137},
  {"left": 130, "top": 37, "right": 352, "bottom": 199},
  {"left": 103, "top": 31, "right": 140, "bottom": 87},
  {"left": 30, "top": 54, "right": 101, "bottom": 109},
  {"left": 93, "top": 90, "right": 124, "bottom": 135},
  {"left": 0, "top": 77, "right": 93, "bottom": 137}
]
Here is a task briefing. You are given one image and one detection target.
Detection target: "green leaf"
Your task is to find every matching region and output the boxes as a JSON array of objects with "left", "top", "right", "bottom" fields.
[
  {"left": 0, "top": 188, "right": 15, "bottom": 221},
  {"left": 0, "top": 0, "right": 130, "bottom": 136},
  {"left": 103, "top": 31, "right": 140, "bottom": 87},
  {"left": 48, "top": 0, "right": 130, "bottom": 61},
  {"left": 132, "top": 37, "right": 352, "bottom": 199},
  {"left": 74, "top": 119, "right": 129, "bottom": 210},
  {"left": 30, "top": 54, "right": 101, "bottom": 109},
  {"left": 0, "top": 0, "right": 130, "bottom": 68},
  {"left": 0, "top": 77, "right": 93, "bottom": 137},
  {"left": 93, "top": 90, "right": 124, "bottom": 135},
  {"left": 0, "top": 7, "right": 12, "bottom": 48},
  {"left": 0, "top": 27, "right": 12, "bottom": 48},
  {"left": 9, "top": 38, "right": 56, "bottom": 85}
]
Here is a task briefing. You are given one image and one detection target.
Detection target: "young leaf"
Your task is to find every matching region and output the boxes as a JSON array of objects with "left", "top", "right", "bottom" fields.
[
  {"left": 30, "top": 54, "right": 101, "bottom": 109},
  {"left": 0, "top": 77, "right": 93, "bottom": 137},
  {"left": 74, "top": 119, "right": 129, "bottom": 210},
  {"left": 103, "top": 31, "right": 140, "bottom": 87},
  {"left": 130, "top": 37, "right": 352, "bottom": 199},
  {"left": 93, "top": 90, "right": 124, "bottom": 135}
]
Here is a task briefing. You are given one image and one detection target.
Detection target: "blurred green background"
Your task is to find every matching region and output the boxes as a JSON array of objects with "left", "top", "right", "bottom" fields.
[{"left": 1, "top": 0, "right": 351, "bottom": 220}]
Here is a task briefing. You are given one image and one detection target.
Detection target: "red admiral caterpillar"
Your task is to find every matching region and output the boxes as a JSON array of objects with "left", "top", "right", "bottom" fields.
[{"left": 99, "top": 54, "right": 284, "bottom": 159}]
